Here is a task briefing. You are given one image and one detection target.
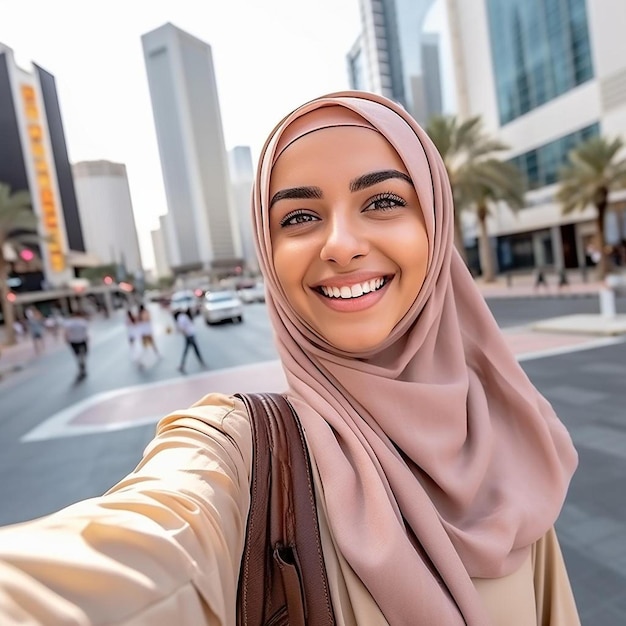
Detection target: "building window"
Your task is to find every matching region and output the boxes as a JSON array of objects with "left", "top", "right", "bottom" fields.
[
  {"left": 487, "top": 0, "right": 594, "bottom": 124},
  {"left": 510, "top": 123, "right": 599, "bottom": 191}
]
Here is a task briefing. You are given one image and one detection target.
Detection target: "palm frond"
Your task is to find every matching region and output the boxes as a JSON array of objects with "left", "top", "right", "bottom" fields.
[{"left": 557, "top": 135, "right": 626, "bottom": 214}]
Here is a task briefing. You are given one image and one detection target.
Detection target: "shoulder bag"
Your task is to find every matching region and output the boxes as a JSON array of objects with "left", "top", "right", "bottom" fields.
[{"left": 235, "top": 392, "right": 336, "bottom": 626}]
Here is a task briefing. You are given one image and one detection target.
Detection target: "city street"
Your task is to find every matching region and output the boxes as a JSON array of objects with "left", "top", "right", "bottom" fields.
[{"left": 1, "top": 296, "right": 625, "bottom": 624}]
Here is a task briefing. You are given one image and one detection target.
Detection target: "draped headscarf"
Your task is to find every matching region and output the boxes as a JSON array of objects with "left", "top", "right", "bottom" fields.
[{"left": 252, "top": 91, "right": 577, "bottom": 624}]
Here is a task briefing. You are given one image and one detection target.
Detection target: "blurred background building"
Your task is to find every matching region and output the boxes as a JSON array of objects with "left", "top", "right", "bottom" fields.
[
  {"left": 150, "top": 221, "right": 172, "bottom": 282},
  {"left": 228, "top": 145, "right": 257, "bottom": 274},
  {"left": 0, "top": 43, "right": 94, "bottom": 292},
  {"left": 347, "top": 0, "right": 443, "bottom": 125},
  {"left": 72, "top": 160, "right": 143, "bottom": 279},
  {"left": 446, "top": 0, "right": 626, "bottom": 273},
  {"left": 141, "top": 23, "right": 243, "bottom": 279}
]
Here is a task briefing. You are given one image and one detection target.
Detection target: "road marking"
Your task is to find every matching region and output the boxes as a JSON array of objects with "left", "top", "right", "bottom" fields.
[
  {"left": 517, "top": 336, "right": 624, "bottom": 361},
  {"left": 20, "top": 330, "right": 625, "bottom": 442},
  {"left": 21, "top": 360, "right": 286, "bottom": 442}
]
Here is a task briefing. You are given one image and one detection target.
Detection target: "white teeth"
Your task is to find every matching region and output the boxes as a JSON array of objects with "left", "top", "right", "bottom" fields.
[{"left": 320, "top": 278, "right": 386, "bottom": 299}]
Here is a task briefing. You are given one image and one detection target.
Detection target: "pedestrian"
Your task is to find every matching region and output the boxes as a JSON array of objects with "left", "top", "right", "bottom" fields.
[
  {"left": 534, "top": 266, "right": 549, "bottom": 292},
  {"left": 124, "top": 309, "right": 141, "bottom": 363},
  {"left": 174, "top": 308, "right": 206, "bottom": 373},
  {"left": 557, "top": 267, "right": 570, "bottom": 291},
  {"left": 136, "top": 303, "right": 160, "bottom": 362},
  {"left": 25, "top": 307, "right": 45, "bottom": 355},
  {"left": 62, "top": 308, "right": 89, "bottom": 382},
  {"left": 0, "top": 92, "right": 580, "bottom": 624}
]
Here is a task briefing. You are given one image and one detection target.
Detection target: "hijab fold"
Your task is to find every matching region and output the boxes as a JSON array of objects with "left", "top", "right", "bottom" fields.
[{"left": 253, "top": 91, "right": 577, "bottom": 625}]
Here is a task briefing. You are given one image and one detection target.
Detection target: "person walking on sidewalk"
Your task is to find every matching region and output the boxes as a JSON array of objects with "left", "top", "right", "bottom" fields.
[
  {"left": 136, "top": 303, "right": 160, "bottom": 364},
  {"left": 63, "top": 309, "right": 89, "bottom": 382},
  {"left": 125, "top": 309, "right": 141, "bottom": 363},
  {"left": 174, "top": 308, "right": 206, "bottom": 374},
  {"left": 25, "top": 307, "right": 45, "bottom": 355}
]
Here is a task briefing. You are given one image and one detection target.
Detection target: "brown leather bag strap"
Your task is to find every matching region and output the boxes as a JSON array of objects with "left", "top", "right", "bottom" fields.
[{"left": 235, "top": 392, "right": 335, "bottom": 626}]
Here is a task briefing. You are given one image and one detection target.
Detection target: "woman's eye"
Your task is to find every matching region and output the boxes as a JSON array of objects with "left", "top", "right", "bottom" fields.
[
  {"left": 364, "top": 193, "right": 407, "bottom": 212},
  {"left": 279, "top": 210, "right": 318, "bottom": 228}
]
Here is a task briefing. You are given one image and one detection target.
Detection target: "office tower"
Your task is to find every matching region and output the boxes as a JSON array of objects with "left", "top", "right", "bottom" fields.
[
  {"left": 347, "top": 0, "right": 443, "bottom": 124},
  {"left": 228, "top": 146, "right": 257, "bottom": 273},
  {"left": 141, "top": 23, "right": 242, "bottom": 277},
  {"left": 72, "top": 160, "right": 143, "bottom": 277},
  {"left": 150, "top": 225, "right": 171, "bottom": 280},
  {"left": 0, "top": 43, "right": 86, "bottom": 291},
  {"left": 446, "top": 0, "right": 626, "bottom": 273}
]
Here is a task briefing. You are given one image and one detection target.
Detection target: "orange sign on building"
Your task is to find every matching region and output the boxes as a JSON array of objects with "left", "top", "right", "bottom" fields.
[{"left": 20, "top": 84, "right": 65, "bottom": 272}]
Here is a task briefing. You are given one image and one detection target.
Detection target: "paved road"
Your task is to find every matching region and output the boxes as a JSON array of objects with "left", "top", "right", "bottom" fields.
[{"left": 0, "top": 298, "right": 625, "bottom": 624}]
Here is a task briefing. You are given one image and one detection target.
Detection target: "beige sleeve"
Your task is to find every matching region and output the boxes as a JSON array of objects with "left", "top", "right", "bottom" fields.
[
  {"left": 532, "top": 526, "right": 581, "bottom": 626},
  {"left": 0, "top": 393, "right": 253, "bottom": 626}
]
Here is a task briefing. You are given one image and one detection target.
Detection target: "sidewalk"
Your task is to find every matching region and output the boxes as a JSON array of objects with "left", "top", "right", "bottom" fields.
[
  {"left": 475, "top": 268, "right": 606, "bottom": 298},
  {"left": 0, "top": 332, "right": 66, "bottom": 381}
]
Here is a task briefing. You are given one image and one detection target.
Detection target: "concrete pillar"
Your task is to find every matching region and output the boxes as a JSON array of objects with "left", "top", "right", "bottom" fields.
[
  {"left": 599, "top": 288, "right": 616, "bottom": 317},
  {"left": 550, "top": 225, "right": 565, "bottom": 270}
]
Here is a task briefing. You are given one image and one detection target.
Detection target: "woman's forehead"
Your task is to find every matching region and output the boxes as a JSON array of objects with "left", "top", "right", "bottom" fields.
[{"left": 270, "top": 125, "right": 409, "bottom": 190}]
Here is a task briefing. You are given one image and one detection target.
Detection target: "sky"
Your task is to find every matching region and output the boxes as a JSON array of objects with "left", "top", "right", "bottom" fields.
[{"left": 0, "top": 0, "right": 447, "bottom": 270}]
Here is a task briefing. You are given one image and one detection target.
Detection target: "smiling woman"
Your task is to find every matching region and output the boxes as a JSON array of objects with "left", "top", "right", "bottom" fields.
[{"left": 0, "top": 92, "right": 580, "bottom": 625}]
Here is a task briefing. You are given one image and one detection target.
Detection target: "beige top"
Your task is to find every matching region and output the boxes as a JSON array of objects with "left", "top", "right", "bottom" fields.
[{"left": 0, "top": 394, "right": 580, "bottom": 625}]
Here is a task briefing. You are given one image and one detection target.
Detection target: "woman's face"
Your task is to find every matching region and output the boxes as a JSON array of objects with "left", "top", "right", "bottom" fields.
[{"left": 269, "top": 125, "right": 429, "bottom": 353}]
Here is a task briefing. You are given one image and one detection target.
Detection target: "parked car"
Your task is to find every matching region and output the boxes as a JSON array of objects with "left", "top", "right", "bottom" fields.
[
  {"left": 169, "top": 290, "right": 201, "bottom": 316},
  {"left": 238, "top": 282, "right": 266, "bottom": 304},
  {"left": 202, "top": 290, "right": 244, "bottom": 325}
]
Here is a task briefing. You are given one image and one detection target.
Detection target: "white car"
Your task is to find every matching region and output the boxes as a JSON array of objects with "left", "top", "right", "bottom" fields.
[
  {"left": 238, "top": 282, "right": 266, "bottom": 304},
  {"left": 169, "top": 290, "right": 200, "bottom": 316},
  {"left": 203, "top": 290, "right": 244, "bottom": 325}
]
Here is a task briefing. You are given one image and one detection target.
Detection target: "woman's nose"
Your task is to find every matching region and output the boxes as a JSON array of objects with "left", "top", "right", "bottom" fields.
[{"left": 320, "top": 215, "right": 369, "bottom": 266}]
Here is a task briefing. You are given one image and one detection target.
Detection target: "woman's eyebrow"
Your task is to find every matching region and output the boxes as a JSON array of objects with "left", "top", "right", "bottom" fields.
[
  {"left": 349, "top": 169, "right": 413, "bottom": 192},
  {"left": 269, "top": 185, "right": 323, "bottom": 209}
]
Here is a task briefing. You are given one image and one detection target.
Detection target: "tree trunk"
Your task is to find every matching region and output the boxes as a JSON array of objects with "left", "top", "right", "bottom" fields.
[
  {"left": 477, "top": 204, "right": 495, "bottom": 282},
  {"left": 453, "top": 209, "right": 469, "bottom": 266},
  {"left": 0, "top": 253, "right": 16, "bottom": 347},
  {"left": 596, "top": 202, "right": 608, "bottom": 280}
]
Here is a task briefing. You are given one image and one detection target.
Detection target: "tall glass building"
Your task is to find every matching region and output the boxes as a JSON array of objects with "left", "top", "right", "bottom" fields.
[
  {"left": 347, "top": 0, "right": 443, "bottom": 125},
  {"left": 486, "top": 0, "right": 593, "bottom": 125},
  {"left": 141, "top": 24, "right": 242, "bottom": 276},
  {"left": 446, "top": 0, "right": 626, "bottom": 274}
]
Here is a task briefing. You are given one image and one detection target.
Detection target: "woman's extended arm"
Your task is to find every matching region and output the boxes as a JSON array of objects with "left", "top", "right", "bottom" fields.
[{"left": 0, "top": 393, "right": 253, "bottom": 626}]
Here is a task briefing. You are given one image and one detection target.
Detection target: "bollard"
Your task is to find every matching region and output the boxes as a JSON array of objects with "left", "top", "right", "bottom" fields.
[{"left": 599, "top": 288, "right": 616, "bottom": 317}]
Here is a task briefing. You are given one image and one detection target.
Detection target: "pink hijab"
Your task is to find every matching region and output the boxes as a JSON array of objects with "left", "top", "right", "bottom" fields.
[{"left": 252, "top": 91, "right": 577, "bottom": 624}]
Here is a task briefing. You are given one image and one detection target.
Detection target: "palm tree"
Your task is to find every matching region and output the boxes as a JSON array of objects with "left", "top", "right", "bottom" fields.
[
  {"left": 0, "top": 183, "right": 37, "bottom": 346},
  {"left": 557, "top": 136, "right": 626, "bottom": 280},
  {"left": 457, "top": 160, "right": 525, "bottom": 282},
  {"left": 426, "top": 115, "right": 511, "bottom": 264}
]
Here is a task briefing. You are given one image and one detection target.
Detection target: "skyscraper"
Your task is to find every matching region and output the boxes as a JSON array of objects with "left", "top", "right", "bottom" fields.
[
  {"left": 228, "top": 146, "right": 257, "bottom": 273},
  {"left": 347, "top": 0, "right": 443, "bottom": 124},
  {"left": 446, "top": 0, "right": 626, "bottom": 273},
  {"left": 72, "top": 160, "right": 143, "bottom": 277},
  {"left": 141, "top": 23, "right": 242, "bottom": 276},
  {"left": 0, "top": 43, "right": 86, "bottom": 291}
]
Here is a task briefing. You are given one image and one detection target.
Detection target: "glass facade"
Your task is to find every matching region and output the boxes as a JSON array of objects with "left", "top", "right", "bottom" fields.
[
  {"left": 510, "top": 122, "right": 599, "bottom": 191},
  {"left": 486, "top": 0, "right": 594, "bottom": 124}
]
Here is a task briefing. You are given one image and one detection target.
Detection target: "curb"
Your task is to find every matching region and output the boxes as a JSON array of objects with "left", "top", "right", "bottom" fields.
[{"left": 483, "top": 291, "right": 599, "bottom": 300}]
